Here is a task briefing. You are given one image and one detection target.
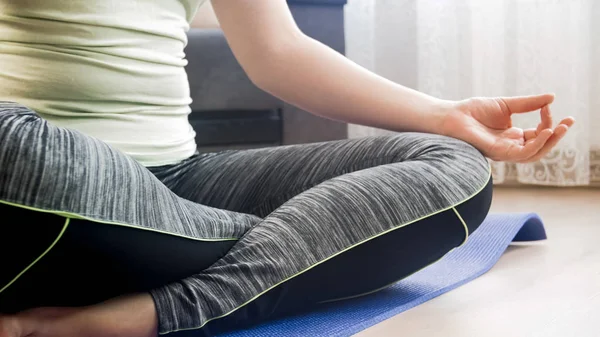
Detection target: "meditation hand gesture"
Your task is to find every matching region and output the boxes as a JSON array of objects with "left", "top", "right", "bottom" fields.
[{"left": 444, "top": 94, "right": 575, "bottom": 163}]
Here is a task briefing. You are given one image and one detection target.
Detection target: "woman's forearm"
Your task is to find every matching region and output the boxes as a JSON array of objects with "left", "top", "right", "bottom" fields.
[
  {"left": 214, "top": 0, "right": 572, "bottom": 163},
  {"left": 251, "top": 35, "right": 454, "bottom": 135}
]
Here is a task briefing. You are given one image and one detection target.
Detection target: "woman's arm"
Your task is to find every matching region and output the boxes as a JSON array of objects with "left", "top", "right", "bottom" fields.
[
  {"left": 211, "top": 0, "right": 450, "bottom": 135},
  {"left": 211, "top": 0, "right": 574, "bottom": 163}
]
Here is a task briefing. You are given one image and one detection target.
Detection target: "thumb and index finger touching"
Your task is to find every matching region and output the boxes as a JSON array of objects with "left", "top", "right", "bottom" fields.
[
  {"left": 501, "top": 93, "right": 575, "bottom": 130},
  {"left": 500, "top": 93, "right": 577, "bottom": 162}
]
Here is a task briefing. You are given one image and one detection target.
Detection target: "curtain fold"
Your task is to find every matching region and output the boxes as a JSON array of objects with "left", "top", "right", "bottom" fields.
[{"left": 346, "top": 0, "right": 599, "bottom": 186}]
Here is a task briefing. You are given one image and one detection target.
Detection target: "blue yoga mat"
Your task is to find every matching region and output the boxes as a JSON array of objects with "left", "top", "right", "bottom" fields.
[{"left": 223, "top": 213, "right": 547, "bottom": 337}]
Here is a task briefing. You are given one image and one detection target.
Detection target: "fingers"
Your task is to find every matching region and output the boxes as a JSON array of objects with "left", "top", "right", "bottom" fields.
[
  {"left": 501, "top": 93, "right": 555, "bottom": 114},
  {"left": 537, "top": 105, "right": 553, "bottom": 132},
  {"left": 560, "top": 116, "right": 576, "bottom": 128},
  {"left": 511, "top": 128, "right": 553, "bottom": 162},
  {"left": 523, "top": 105, "right": 552, "bottom": 141},
  {"left": 523, "top": 128, "right": 538, "bottom": 142},
  {"left": 523, "top": 118, "right": 575, "bottom": 162},
  {"left": 523, "top": 105, "right": 553, "bottom": 141}
]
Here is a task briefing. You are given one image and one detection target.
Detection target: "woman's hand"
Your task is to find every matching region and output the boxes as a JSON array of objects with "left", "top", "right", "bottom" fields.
[{"left": 443, "top": 94, "right": 575, "bottom": 163}]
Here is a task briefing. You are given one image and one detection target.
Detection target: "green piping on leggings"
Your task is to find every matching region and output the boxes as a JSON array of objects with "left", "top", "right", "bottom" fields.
[
  {"left": 0, "top": 218, "right": 70, "bottom": 295},
  {"left": 160, "top": 166, "right": 492, "bottom": 335},
  {"left": 319, "top": 206, "right": 471, "bottom": 304},
  {"left": 0, "top": 199, "right": 239, "bottom": 242},
  {"left": 452, "top": 207, "right": 469, "bottom": 246}
]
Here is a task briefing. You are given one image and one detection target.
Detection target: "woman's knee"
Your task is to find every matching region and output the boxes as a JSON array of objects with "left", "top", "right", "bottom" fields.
[
  {"left": 0, "top": 102, "right": 45, "bottom": 139},
  {"left": 419, "top": 133, "right": 490, "bottom": 186},
  {"left": 1, "top": 101, "right": 40, "bottom": 158},
  {"left": 426, "top": 135, "right": 493, "bottom": 234},
  {"left": 0, "top": 101, "right": 39, "bottom": 118},
  {"left": 382, "top": 133, "right": 492, "bottom": 231},
  {"left": 0, "top": 102, "right": 74, "bottom": 209},
  {"left": 0, "top": 102, "right": 49, "bottom": 157}
]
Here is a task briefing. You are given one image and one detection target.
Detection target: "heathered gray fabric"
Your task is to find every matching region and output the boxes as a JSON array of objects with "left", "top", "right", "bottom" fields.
[{"left": 0, "top": 102, "right": 490, "bottom": 335}]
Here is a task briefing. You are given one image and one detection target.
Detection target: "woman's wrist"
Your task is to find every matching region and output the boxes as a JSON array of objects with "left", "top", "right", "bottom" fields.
[{"left": 433, "top": 99, "right": 464, "bottom": 137}]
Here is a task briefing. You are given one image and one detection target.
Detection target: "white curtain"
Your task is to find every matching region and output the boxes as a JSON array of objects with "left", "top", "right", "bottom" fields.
[{"left": 345, "top": 0, "right": 600, "bottom": 186}]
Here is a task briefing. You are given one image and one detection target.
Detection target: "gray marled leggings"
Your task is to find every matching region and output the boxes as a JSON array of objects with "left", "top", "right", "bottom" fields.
[{"left": 0, "top": 102, "right": 492, "bottom": 336}]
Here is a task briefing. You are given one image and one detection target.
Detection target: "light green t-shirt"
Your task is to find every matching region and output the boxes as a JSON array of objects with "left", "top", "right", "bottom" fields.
[{"left": 0, "top": 0, "right": 207, "bottom": 166}]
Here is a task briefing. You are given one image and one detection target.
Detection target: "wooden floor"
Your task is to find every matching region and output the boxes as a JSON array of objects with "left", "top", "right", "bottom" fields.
[{"left": 357, "top": 187, "right": 600, "bottom": 337}]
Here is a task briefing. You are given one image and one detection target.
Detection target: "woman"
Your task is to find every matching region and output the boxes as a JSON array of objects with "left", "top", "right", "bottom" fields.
[{"left": 0, "top": 1, "right": 574, "bottom": 336}]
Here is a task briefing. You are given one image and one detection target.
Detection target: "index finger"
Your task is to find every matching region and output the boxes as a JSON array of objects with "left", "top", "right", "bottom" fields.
[
  {"left": 501, "top": 93, "right": 555, "bottom": 114},
  {"left": 537, "top": 105, "right": 553, "bottom": 133}
]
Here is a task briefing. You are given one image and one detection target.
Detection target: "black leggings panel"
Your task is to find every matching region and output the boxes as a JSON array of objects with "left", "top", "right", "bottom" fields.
[
  {"left": 1, "top": 103, "right": 494, "bottom": 336},
  {"left": 0, "top": 177, "right": 491, "bottom": 334}
]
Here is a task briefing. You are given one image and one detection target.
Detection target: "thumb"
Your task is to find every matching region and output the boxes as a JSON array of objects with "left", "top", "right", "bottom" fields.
[{"left": 500, "top": 93, "right": 555, "bottom": 114}]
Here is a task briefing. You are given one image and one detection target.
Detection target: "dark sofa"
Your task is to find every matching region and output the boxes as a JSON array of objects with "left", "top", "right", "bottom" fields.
[{"left": 184, "top": 0, "right": 348, "bottom": 151}]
